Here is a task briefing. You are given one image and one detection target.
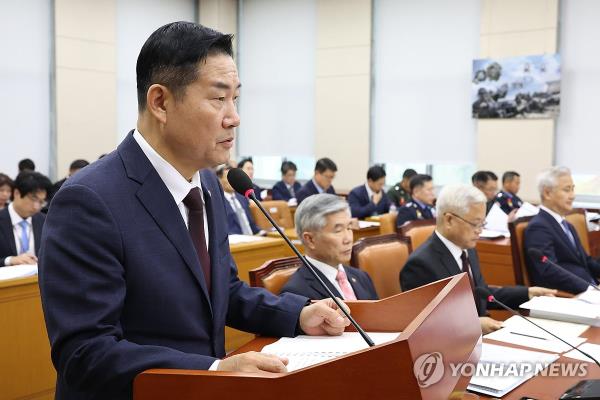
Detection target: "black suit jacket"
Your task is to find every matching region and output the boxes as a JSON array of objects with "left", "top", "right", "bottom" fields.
[
  {"left": 347, "top": 184, "right": 391, "bottom": 219},
  {"left": 524, "top": 209, "right": 600, "bottom": 294},
  {"left": 296, "top": 180, "right": 335, "bottom": 204},
  {"left": 271, "top": 180, "right": 301, "bottom": 201},
  {"left": 281, "top": 264, "right": 378, "bottom": 300},
  {"left": 0, "top": 207, "right": 45, "bottom": 265},
  {"left": 400, "top": 233, "right": 528, "bottom": 316}
]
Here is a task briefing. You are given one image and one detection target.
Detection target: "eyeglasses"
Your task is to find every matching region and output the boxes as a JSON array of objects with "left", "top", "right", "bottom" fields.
[
  {"left": 27, "top": 194, "right": 47, "bottom": 208},
  {"left": 447, "top": 212, "right": 487, "bottom": 231}
]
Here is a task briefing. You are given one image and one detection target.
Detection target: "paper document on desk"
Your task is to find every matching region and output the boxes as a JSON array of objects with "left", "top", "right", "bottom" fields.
[
  {"left": 515, "top": 202, "right": 539, "bottom": 219},
  {"left": 485, "top": 327, "right": 586, "bottom": 353},
  {"left": 467, "top": 343, "right": 559, "bottom": 397},
  {"left": 484, "top": 203, "right": 510, "bottom": 235},
  {"left": 228, "top": 234, "right": 265, "bottom": 244},
  {"left": 502, "top": 315, "right": 590, "bottom": 338},
  {"left": 564, "top": 343, "right": 600, "bottom": 363},
  {"left": 261, "top": 332, "right": 400, "bottom": 372},
  {"left": 520, "top": 296, "right": 600, "bottom": 326},
  {"left": 0, "top": 264, "right": 38, "bottom": 281},
  {"left": 358, "top": 220, "right": 380, "bottom": 229},
  {"left": 576, "top": 286, "right": 600, "bottom": 305}
]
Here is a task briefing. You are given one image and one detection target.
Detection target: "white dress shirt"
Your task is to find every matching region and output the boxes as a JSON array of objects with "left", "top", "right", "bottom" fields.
[
  {"left": 5, "top": 203, "right": 36, "bottom": 265},
  {"left": 435, "top": 230, "right": 469, "bottom": 275},
  {"left": 133, "top": 130, "right": 219, "bottom": 370},
  {"left": 305, "top": 255, "right": 350, "bottom": 299},
  {"left": 540, "top": 205, "right": 566, "bottom": 225}
]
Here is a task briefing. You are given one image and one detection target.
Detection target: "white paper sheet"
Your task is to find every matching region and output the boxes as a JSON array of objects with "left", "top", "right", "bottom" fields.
[
  {"left": 485, "top": 202, "right": 509, "bottom": 234},
  {"left": 228, "top": 234, "right": 265, "bottom": 244},
  {"left": 261, "top": 332, "right": 400, "bottom": 372},
  {"left": 502, "top": 315, "right": 590, "bottom": 338},
  {"left": 0, "top": 264, "right": 38, "bottom": 281},
  {"left": 564, "top": 343, "right": 600, "bottom": 363},
  {"left": 358, "top": 220, "right": 380, "bottom": 229},
  {"left": 520, "top": 296, "right": 600, "bottom": 326},
  {"left": 576, "top": 286, "right": 600, "bottom": 305},
  {"left": 515, "top": 202, "right": 539, "bottom": 219},
  {"left": 485, "top": 327, "right": 586, "bottom": 353}
]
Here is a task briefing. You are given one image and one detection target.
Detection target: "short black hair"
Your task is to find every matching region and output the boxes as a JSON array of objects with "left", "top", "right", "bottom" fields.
[
  {"left": 0, "top": 173, "right": 14, "bottom": 190},
  {"left": 18, "top": 158, "right": 35, "bottom": 172},
  {"left": 409, "top": 174, "right": 432, "bottom": 192},
  {"left": 315, "top": 157, "right": 337, "bottom": 173},
  {"left": 472, "top": 170, "right": 492, "bottom": 185},
  {"left": 402, "top": 168, "right": 417, "bottom": 180},
  {"left": 486, "top": 170, "right": 498, "bottom": 181},
  {"left": 13, "top": 171, "right": 52, "bottom": 198},
  {"left": 69, "top": 159, "right": 90, "bottom": 171},
  {"left": 502, "top": 171, "right": 520, "bottom": 184},
  {"left": 237, "top": 157, "right": 253, "bottom": 169},
  {"left": 367, "top": 165, "right": 386, "bottom": 181},
  {"left": 281, "top": 161, "right": 297, "bottom": 175},
  {"left": 136, "top": 21, "right": 234, "bottom": 111}
]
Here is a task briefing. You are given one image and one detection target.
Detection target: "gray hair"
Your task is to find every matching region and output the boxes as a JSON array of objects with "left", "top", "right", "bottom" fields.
[
  {"left": 537, "top": 166, "right": 571, "bottom": 198},
  {"left": 436, "top": 184, "right": 486, "bottom": 223},
  {"left": 295, "top": 194, "right": 350, "bottom": 241}
]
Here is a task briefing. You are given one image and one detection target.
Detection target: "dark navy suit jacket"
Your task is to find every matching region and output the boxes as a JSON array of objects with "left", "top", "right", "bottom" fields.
[
  {"left": 524, "top": 208, "right": 600, "bottom": 294},
  {"left": 396, "top": 201, "right": 434, "bottom": 227},
  {"left": 296, "top": 180, "right": 335, "bottom": 204},
  {"left": 271, "top": 180, "right": 301, "bottom": 202},
  {"left": 0, "top": 207, "right": 45, "bottom": 265},
  {"left": 281, "top": 264, "right": 378, "bottom": 300},
  {"left": 347, "top": 184, "right": 391, "bottom": 219},
  {"left": 223, "top": 192, "right": 261, "bottom": 235},
  {"left": 401, "top": 233, "right": 528, "bottom": 316},
  {"left": 38, "top": 132, "right": 308, "bottom": 400}
]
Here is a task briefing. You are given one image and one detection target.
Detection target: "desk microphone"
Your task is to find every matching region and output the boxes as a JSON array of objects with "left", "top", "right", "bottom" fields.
[
  {"left": 527, "top": 248, "right": 600, "bottom": 292},
  {"left": 475, "top": 287, "right": 600, "bottom": 399},
  {"left": 227, "top": 168, "right": 374, "bottom": 347}
]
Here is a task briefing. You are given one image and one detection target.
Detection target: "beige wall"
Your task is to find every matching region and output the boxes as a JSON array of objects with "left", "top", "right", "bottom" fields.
[
  {"left": 477, "top": 0, "right": 558, "bottom": 201},
  {"left": 55, "top": 0, "right": 118, "bottom": 178},
  {"left": 314, "top": 0, "right": 371, "bottom": 192}
]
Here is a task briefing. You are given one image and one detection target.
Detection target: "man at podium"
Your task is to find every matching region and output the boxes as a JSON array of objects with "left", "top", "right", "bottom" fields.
[
  {"left": 38, "top": 22, "right": 349, "bottom": 400},
  {"left": 400, "top": 184, "right": 555, "bottom": 334}
]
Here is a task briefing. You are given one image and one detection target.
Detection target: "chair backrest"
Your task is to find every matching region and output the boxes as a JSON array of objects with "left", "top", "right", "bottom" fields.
[
  {"left": 249, "top": 201, "right": 294, "bottom": 230},
  {"left": 398, "top": 219, "right": 436, "bottom": 250},
  {"left": 566, "top": 208, "right": 590, "bottom": 255},
  {"left": 508, "top": 215, "right": 534, "bottom": 286},
  {"left": 377, "top": 212, "right": 398, "bottom": 235},
  {"left": 249, "top": 257, "right": 302, "bottom": 295},
  {"left": 350, "top": 234, "right": 412, "bottom": 298}
]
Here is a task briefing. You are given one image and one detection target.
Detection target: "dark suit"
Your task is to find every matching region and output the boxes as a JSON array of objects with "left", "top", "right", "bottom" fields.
[
  {"left": 38, "top": 132, "right": 308, "bottom": 400},
  {"left": 0, "top": 207, "right": 45, "bottom": 265},
  {"left": 281, "top": 264, "right": 378, "bottom": 300},
  {"left": 396, "top": 201, "right": 434, "bottom": 227},
  {"left": 524, "top": 208, "right": 600, "bottom": 294},
  {"left": 223, "top": 192, "right": 261, "bottom": 235},
  {"left": 296, "top": 180, "right": 335, "bottom": 204},
  {"left": 271, "top": 180, "right": 301, "bottom": 202},
  {"left": 347, "top": 185, "right": 391, "bottom": 219},
  {"left": 496, "top": 191, "right": 522, "bottom": 214},
  {"left": 252, "top": 183, "right": 264, "bottom": 201},
  {"left": 400, "top": 233, "right": 528, "bottom": 316}
]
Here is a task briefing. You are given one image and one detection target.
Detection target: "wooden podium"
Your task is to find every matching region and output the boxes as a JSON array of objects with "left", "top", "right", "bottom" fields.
[{"left": 134, "top": 274, "right": 481, "bottom": 400}]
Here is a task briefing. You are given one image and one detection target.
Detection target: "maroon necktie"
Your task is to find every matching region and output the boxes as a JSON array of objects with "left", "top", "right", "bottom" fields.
[
  {"left": 183, "top": 187, "right": 211, "bottom": 293},
  {"left": 460, "top": 250, "right": 476, "bottom": 292}
]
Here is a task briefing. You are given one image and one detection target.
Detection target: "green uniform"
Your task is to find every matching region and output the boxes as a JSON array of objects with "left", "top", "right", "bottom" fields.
[{"left": 387, "top": 183, "right": 411, "bottom": 208}]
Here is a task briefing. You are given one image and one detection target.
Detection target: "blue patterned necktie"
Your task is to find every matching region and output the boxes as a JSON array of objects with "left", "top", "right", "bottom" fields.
[
  {"left": 561, "top": 220, "right": 577, "bottom": 249},
  {"left": 18, "top": 220, "right": 29, "bottom": 253}
]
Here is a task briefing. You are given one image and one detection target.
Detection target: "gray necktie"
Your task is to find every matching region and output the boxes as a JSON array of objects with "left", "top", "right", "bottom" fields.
[{"left": 232, "top": 197, "right": 253, "bottom": 235}]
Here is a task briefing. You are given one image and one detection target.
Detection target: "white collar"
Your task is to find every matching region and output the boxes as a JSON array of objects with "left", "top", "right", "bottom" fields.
[
  {"left": 364, "top": 183, "right": 374, "bottom": 199},
  {"left": 305, "top": 255, "right": 342, "bottom": 283},
  {"left": 133, "top": 129, "right": 203, "bottom": 205},
  {"left": 312, "top": 178, "right": 325, "bottom": 193},
  {"left": 8, "top": 203, "right": 30, "bottom": 226},
  {"left": 540, "top": 205, "right": 565, "bottom": 225},
  {"left": 223, "top": 191, "right": 236, "bottom": 201},
  {"left": 435, "top": 230, "right": 464, "bottom": 268}
]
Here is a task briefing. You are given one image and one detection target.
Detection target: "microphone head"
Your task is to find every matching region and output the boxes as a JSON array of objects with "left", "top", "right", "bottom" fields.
[
  {"left": 227, "top": 168, "right": 254, "bottom": 198},
  {"left": 527, "top": 248, "right": 546, "bottom": 262},
  {"left": 487, "top": 295, "right": 495, "bottom": 303}
]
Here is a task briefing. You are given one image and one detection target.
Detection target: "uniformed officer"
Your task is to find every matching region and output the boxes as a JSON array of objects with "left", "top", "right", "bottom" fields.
[
  {"left": 496, "top": 171, "right": 523, "bottom": 214},
  {"left": 396, "top": 174, "right": 436, "bottom": 227},
  {"left": 387, "top": 168, "right": 417, "bottom": 208}
]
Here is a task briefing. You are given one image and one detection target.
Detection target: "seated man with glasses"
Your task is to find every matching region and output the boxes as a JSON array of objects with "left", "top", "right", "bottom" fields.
[
  {"left": 0, "top": 170, "right": 52, "bottom": 266},
  {"left": 400, "top": 184, "right": 555, "bottom": 334}
]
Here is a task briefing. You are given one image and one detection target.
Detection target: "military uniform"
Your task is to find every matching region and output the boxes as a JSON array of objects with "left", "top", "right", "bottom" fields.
[
  {"left": 396, "top": 201, "right": 436, "bottom": 227},
  {"left": 496, "top": 190, "right": 523, "bottom": 214},
  {"left": 387, "top": 183, "right": 411, "bottom": 208}
]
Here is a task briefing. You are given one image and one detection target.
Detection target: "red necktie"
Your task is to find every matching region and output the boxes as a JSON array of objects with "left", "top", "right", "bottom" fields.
[{"left": 183, "top": 188, "right": 211, "bottom": 293}]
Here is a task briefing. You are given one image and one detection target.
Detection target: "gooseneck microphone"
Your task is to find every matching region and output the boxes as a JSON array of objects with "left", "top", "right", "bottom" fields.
[
  {"left": 227, "top": 168, "right": 374, "bottom": 347},
  {"left": 527, "top": 248, "right": 600, "bottom": 292},
  {"left": 475, "top": 286, "right": 600, "bottom": 368}
]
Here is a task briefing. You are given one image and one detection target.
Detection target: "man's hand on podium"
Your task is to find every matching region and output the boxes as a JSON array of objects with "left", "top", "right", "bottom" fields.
[
  {"left": 299, "top": 298, "right": 351, "bottom": 336},
  {"left": 217, "top": 351, "right": 289, "bottom": 373}
]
